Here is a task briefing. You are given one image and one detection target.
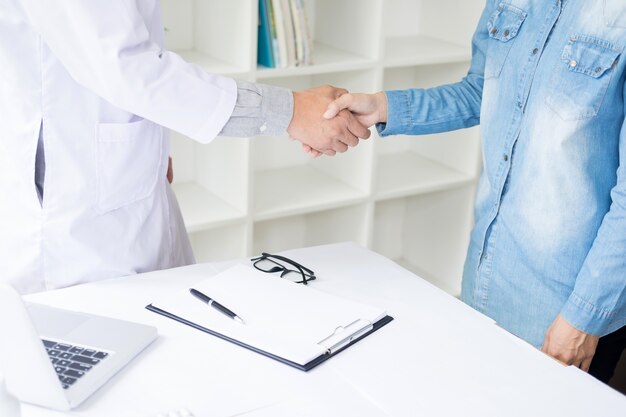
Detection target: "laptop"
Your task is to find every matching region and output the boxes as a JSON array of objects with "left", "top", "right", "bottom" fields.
[{"left": 0, "top": 284, "right": 157, "bottom": 411}]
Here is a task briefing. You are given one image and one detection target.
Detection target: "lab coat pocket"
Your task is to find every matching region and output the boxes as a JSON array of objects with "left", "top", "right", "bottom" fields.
[
  {"left": 96, "top": 119, "right": 163, "bottom": 214},
  {"left": 484, "top": 3, "right": 527, "bottom": 79},
  {"left": 545, "top": 35, "right": 621, "bottom": 121}
]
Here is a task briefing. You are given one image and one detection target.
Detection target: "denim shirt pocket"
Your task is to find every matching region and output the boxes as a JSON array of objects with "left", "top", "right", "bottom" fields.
[
  {"left": 484, "top": 3, "right": 527, "bottom": 79},
  {"left": 545, "top": 35, "right": 622, "bottom": 121}
]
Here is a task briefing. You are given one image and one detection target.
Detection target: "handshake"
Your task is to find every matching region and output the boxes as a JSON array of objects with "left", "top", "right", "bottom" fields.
[{"left": 287, "top": 86, "right": 388, "bottom": 158}]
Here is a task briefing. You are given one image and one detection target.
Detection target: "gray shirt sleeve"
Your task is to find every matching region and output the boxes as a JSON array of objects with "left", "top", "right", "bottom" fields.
[{"left": 218, "top": 79, "right": 294, "bottom": 137}]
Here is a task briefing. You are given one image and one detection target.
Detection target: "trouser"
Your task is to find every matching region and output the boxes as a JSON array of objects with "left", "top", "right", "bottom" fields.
[{"left": 589, "top": 325, "right": 626, "bottom": 383}]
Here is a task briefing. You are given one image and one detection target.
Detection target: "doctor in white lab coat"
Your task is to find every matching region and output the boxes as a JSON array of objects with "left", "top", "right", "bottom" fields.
[{"left": 0, "top": 0, "right": 369, "bottom": 294}]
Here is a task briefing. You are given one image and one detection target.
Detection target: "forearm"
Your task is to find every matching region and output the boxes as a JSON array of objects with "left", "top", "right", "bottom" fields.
[
  {"left": 562, "top": 93, "right": 626, "bottom": 336},
  {"left": 561, "top": 200, "right": 626, "bottom": 336},
  {"left": 377, "top": 75, "right": 483, "bottom": 136},
  {"left": 219, "top": 80, "right": 294, "bottom": 137}
]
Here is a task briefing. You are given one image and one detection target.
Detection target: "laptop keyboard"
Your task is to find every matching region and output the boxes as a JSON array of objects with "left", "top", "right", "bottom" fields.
[{"left": 42, "top": 339, "right": 109, "bottom": 390}]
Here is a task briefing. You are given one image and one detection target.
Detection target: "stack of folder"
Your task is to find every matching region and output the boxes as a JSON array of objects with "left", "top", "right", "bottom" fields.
[{"left": 258, "top": 0, "right": 315, "bottom": 68}]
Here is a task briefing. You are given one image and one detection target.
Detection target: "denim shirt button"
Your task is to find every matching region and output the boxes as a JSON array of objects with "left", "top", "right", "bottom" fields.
[
  {"left": 532, "top": 48, "right": 539, "bottom": 55},
  {"left": 503, "top": 154, "right": 509, "bottom": 162},
  {"left": 517, "top": 101, "right": 523, "bottom": 109},
  {"left": 569, "top": 60, "right": 578, "bottom": 68},
  {"left": 491, "top": 28, "right": 498, "bottom": 35},
  {"left": 504, "top": 29, "right": 510, "bottom": 37}
]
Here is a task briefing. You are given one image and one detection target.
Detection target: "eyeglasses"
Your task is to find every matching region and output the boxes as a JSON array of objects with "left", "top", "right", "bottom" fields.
[{"left": 251, "top": 252, "right": 316, "bottom": 285}]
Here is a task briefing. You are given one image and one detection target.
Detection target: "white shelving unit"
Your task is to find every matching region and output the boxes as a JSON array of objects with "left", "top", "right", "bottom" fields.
[{"left": 162, "top": 0, "right": 484, "bottom": 296}]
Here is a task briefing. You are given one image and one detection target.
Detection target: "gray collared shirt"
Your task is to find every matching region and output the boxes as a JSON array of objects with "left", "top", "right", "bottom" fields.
[{"left": 219, "top": 80, "right": 293, "bottom": 137}]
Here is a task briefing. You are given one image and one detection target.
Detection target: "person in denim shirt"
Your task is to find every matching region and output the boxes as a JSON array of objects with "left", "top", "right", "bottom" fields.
[{"left": 322, "top": 0, "right": 626, "bottom": 382}]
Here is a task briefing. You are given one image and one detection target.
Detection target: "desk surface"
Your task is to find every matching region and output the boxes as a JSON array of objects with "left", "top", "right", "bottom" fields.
[{"left": 21, "top": 243, "right": 626, "bottom": 417}]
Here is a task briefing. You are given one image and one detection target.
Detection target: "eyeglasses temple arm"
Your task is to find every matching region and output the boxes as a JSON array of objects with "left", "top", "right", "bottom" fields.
[{"left": 260, "top": 252, "right": 315, "bottom": 276}]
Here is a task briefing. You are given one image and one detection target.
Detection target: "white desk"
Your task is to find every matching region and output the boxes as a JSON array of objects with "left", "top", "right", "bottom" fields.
[{"left": 22, "top": 243, "right": 626, "bottom": 417}]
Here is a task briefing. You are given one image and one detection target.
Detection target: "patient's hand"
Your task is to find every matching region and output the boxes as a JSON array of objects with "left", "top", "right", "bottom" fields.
[{"left": 324, "top": 92, "right": 388, "bottom": 128}]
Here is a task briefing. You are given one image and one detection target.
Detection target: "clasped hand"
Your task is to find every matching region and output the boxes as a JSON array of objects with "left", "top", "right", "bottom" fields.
[{"left": 288, "top": 87, "right": 388, "bottom": 157}]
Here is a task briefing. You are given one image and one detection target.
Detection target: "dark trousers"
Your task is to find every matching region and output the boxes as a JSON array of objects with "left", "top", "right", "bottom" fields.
[{"left": 589, "top": 325, "right": 626, "bottom": 383}]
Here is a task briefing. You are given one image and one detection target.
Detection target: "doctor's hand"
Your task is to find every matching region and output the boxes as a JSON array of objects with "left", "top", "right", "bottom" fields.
[
  {"left": 288, "top": 86, "right": 371, "bottom": 157},
  {"left": 541, "top": 314, "right": 599, "bottom": 371},
  {"left": 167, "top": 157, "right": 174, "bottom": 184}
]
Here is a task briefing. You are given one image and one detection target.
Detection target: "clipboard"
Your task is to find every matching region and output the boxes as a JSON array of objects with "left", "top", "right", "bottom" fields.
[{"left": 146, "top": 265, "right": 393, "bottom": 371}]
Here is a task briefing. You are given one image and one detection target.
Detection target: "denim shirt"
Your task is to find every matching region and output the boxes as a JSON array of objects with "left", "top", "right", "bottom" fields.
[{"left": 378, "top": 0, "right": 626, "bottom": 347}]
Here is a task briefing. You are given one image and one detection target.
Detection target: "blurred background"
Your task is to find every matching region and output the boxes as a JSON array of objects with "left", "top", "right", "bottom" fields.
[{"left": 164, "top": 0, "right": 483, "bottom": 299}]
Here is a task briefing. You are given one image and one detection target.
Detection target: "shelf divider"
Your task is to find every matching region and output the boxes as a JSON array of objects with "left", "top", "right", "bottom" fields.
[
  {"left": 375, "top": 152, "right": 474, "bottom": 201},
  {"left": 384, "top": 35, "right": 470, "bottom": 68},
  {"left": 255, "top": 42, "right": 375, "bottom": 79},
  {"left": 253, "top": 165, "right": 368, "bottom": 221}
]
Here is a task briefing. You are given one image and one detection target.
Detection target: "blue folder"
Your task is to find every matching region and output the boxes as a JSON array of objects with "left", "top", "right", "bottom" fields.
[{"left": 257, "top": 0, "right": 274, "bottom": 68}]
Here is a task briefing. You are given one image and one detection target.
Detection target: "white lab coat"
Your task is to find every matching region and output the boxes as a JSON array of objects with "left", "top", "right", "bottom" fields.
[{"left": 0, "top": 0, "right": 237, "bottom": 293}]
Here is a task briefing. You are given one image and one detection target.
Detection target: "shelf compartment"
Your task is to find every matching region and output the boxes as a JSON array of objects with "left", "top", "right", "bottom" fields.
[
  {"left": 375, "top": 151, "right": 474, "bottom": 201},
  {"left": 253, "top": 165, "right": 368, "bottom": 221},
  {"left": 189, "top": 222, "right": 247, "bottom": 263},
  {"left": 255, "top": 66, "right": 379, "bottom": 94},
  {"left": 161, "top": 0, "right": 254, "bottom": 74},
  {"left": 382, "top": 61, "right": 473, "bottom": 91},
  {"left": 172, "top": 182, "right": 245, "bottom": 232},
  {"left": 256, "top": 0, "right": 381, "bottom": 76},
  {"left": 372, "top": 188, "right": 475, "bottom": 297},
  {"left": 175, "top": 50, "right": 249, "bottom": 76},
  {"left": 253, "top": 203, "right": 368, "bottom": 255},
  {"left": 251, "top": 69, "right": 378, "bottom": 218},
  {"left": 169, "top": 132, "right": 249, "bottom": 232},
  {"left": 394, "top": 257, "right": 461, "bottom": 297},
  {"left": 256, "top": 42, "right": 375, "bottom": 78},
  {"left": 383, "top": 0, "right": 482, "bottom": 66},
  {"left": 384, "top": 35, "right": 470, "bottom": 68}
]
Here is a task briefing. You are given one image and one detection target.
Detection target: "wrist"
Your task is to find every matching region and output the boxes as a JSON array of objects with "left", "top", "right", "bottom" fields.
[
  {"left": 260, "top": 83, "right": 294, "bottom": 135},
  {"left": 287, "top": 91, "right": 302, "bottom": 136},
  {"left": 375, "top": 92, "right": 388, "bottom": 123}
]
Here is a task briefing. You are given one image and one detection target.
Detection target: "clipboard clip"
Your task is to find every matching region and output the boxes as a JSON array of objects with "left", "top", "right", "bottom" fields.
[{"left": 316, "top": 319, "right": 374, "bottom": 355}]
